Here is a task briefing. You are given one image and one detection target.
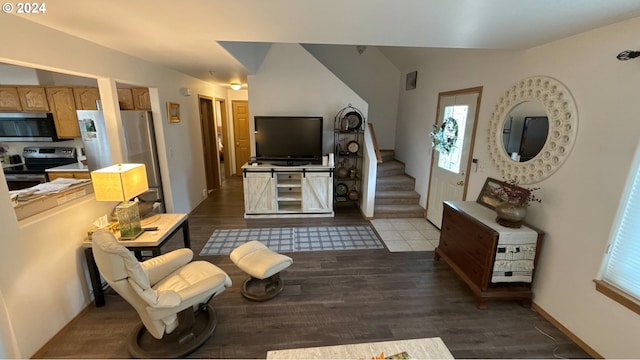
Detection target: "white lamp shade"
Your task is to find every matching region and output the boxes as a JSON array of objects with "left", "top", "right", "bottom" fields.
[
  {"left": 91, "top": 163, "right": 149, "bottom": 202},
  {"left": 230, "top": 83, "right": 242, "bottom": 90}
]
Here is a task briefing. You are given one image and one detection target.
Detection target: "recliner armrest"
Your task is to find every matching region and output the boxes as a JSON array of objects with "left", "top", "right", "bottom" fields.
[{"left": 141, "top": 248, "right": 193, "bottom": 285}]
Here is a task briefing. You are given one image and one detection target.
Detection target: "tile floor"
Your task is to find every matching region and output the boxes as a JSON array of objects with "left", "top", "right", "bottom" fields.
[{"left": 370, "top": 218, "right": 441, "bottom": 252}]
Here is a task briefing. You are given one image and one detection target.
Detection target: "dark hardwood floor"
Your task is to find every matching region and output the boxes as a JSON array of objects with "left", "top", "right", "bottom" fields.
[{"left": 35, "top": 176, "right": 590, "bottom": 359}]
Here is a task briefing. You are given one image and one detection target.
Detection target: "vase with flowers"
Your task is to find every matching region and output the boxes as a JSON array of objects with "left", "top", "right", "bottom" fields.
[{"left": 493, "top": 178, "right": 541, "bottom": 228}]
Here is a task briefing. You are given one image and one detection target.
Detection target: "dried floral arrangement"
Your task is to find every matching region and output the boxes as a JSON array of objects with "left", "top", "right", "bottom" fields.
[{"left": 494, "top": 178, "right": 542, "bottom": 206}]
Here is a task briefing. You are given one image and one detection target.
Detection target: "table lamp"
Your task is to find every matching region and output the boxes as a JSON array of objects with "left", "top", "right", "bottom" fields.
[{"left": 91, "top": 163, "right": 149, "bottom": 240}]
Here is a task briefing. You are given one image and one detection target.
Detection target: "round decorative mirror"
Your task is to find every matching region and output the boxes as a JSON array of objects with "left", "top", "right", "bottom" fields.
[
  {"left": 488, "top": 76, "right": 578, "bottom": 184},
  {"left": 502, "top": 101, "right": 548, "bottom": 162}
]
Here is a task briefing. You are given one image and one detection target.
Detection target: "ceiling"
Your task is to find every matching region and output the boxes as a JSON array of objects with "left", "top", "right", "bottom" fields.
[{"left": 15, "top": 0, "right": 640, "bottom": 87}]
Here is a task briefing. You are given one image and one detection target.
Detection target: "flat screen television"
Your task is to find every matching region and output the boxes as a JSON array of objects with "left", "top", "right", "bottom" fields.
[{"left": 254, "top": 116, "right": 323, "bottom": 165}]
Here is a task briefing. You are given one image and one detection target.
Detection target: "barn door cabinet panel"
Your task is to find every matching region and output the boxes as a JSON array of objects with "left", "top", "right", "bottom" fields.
[
  {"left": 0, "top": 86, "right": 22, "bottom": 111},
  {"left": 303, "top": 172, "right": 333, "bottom": 213},
  {"left": 46, "top": 87, "right": 81, "bottom": 138},
  {"left": 18, "top": 86, "right": 50, "bottom": 111},
  {"left": 73, "top": 87, "right": 101, "bottom": 110},
  {"left": 435, "top": 200, "right": 544, "bottom": 308},
  {"left": 243, "top": 171, "right": 276, "bottom": 214}
]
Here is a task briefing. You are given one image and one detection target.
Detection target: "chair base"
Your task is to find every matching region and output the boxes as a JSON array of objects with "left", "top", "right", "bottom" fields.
[
  {"left": 241, "top": 273, "right": 284, "bottom": 301},
  {"left": 128, "top": 303, "right": 217, "bottom": 359}
]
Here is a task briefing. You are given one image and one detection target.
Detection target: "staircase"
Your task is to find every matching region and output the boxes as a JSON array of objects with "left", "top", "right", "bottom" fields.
[{"left": 374, "top": 150, "right": 425, "bottom": 218}]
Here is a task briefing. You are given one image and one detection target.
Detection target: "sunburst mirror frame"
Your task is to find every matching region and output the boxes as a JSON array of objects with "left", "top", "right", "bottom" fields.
[{"left": 488, "top": 75, "right": 578, "bottom": 184}]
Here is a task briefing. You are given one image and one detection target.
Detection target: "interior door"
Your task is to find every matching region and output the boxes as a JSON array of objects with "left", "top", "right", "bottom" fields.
[
  {"left": 199, "top": 96, "right": 220, "bottom": 191},
  {"left": 426, "top": 87, "right": 482, "bottom": 228},
  {"left": 233, "top": 100, "right": 251, "bottom": 175}
]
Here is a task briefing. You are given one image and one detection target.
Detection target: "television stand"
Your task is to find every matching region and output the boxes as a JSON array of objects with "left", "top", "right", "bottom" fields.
[{"left": 241, "top": 163, "right": 334, "bottom": 218}]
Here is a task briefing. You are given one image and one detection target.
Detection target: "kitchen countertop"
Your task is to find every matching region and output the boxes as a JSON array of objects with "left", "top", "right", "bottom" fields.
[
  {"left": 46, "top": 163, "right": 89, "bottom": 172},
  {"left": 12, "top": 181, "right": 94, "bottom": 220}
]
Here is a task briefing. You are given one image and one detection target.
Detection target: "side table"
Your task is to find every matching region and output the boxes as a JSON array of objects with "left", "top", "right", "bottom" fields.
[{"left": 83, "top": 213, "right": 191, "bottom": 307}]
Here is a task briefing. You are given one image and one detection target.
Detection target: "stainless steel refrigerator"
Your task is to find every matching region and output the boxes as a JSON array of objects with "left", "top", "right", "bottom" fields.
[{"left": 77, "top": 110, "right": 165, "bottom": 212}]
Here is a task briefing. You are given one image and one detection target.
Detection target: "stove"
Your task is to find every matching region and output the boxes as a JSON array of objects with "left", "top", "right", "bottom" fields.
[{"left": 4, "top": 146, "right": 77, "bottom": 190}]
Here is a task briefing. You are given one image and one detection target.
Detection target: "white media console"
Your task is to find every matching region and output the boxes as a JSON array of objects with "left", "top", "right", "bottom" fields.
[{"left": 242, "top": 163, "right": 334, "bottom": 218}]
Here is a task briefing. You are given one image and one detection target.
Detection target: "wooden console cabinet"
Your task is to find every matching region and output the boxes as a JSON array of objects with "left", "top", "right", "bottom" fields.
[
  {"left": 435, "top": 201, "right": 543, "bottom": 308},
  {"left": 242, "top": 163, "right": 334, "bottom": 218}
]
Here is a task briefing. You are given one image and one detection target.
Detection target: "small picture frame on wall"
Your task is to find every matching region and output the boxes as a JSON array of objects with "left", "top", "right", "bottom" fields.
[
  {"left": 167, "top": 102, "right": 180, "bottom": 123},
  {"left": 406, "top": 71, "right": 417, "bottom": 90}
]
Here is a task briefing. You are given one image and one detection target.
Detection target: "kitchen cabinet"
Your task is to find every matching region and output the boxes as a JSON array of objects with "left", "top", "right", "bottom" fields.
[
  {"left": 18, "top": 86, "right": 50, "bottom": 111},
  {"left": 132, "top": 87, "right": 151, "bottom": 110},
  {"left": 0, "top": 86, "right": 22, "bottom": 111},
  {"left": 46, "top": 87, "right": 81, "bottom": 138},
  {"left": 117, "top": 87, "right": 150, "bottom": 110},
  {"left": 47, "top": 171, "right": 91, "bottom": 181},
  {"left": 73, "top": 87, "right": 101, "bottom": 110},
  {"left": 117, "top": 88, "right": 135, "bottom": 110}
]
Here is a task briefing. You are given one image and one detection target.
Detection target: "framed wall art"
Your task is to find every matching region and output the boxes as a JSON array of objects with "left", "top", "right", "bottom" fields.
[
  {"left": 167, "top": 102, "right": 180, "bottom": 123},
  {"left": 406, "top": 71, "right": 417, "bottom": 90}
]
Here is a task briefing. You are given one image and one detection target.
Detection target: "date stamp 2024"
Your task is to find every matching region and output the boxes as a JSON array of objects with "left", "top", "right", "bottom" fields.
[{"left": 2, "top": 2, "right": 46, "bottom": 14}]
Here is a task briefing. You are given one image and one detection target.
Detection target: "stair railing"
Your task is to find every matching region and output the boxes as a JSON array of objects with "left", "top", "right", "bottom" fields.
[{"left": 368, "top": 123, "right": 383, "bottom": 164}]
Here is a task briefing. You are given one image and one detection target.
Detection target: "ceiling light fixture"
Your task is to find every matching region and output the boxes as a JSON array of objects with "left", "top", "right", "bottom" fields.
[
  {"left": 616, "top": 50, "right": 640, "bottom": 61},
  {"left": 230, "top": 83, "right": 242, "bottom": 91}
]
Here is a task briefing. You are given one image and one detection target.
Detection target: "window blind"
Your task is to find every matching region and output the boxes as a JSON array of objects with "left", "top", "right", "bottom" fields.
[{"left": 600, "top": 143, "right": 640, "bottom": 301}]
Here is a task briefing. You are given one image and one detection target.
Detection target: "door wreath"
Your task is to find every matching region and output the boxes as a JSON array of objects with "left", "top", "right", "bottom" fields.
[{"left": 429, "top": 117, "right": 459, "bottom": 154}]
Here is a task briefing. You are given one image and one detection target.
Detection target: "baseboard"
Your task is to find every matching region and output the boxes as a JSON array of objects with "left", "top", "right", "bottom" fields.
[
  {"left": 532, "top": 302, "right": 603, "bottom": 359},
  {"left": 360, "top": 206, "right": 373, "bottom": 220}
]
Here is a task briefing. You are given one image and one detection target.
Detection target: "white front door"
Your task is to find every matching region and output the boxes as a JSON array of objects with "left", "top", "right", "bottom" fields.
[{"left": 426, "top": 88, "right": 482, "bottom": 228}]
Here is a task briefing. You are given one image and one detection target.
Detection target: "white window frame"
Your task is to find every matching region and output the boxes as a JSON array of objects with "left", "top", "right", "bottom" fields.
[{"left": 595, "top": 140, "right": 640, "bottom": 315}]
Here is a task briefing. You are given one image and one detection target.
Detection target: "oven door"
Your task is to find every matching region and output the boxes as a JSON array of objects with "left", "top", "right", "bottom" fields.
[{"left": 4, "top": 173, "right": 47, "bottom": 190}]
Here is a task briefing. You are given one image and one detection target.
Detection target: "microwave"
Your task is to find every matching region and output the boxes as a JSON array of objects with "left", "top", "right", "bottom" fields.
[{"left": 0, "top": 113, "right": 61, "bottom": 142}]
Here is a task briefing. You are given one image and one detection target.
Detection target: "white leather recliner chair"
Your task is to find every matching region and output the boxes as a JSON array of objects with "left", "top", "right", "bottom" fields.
[{"left": 91, "top": 229, "right": 232, "bottom": 358}]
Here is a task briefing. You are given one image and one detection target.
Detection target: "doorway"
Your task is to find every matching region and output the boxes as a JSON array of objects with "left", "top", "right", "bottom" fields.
[
  {"left": 216, "top": 98, "right": 231, "bottom": 179},
  {"left": 199, "top": 96, "right": 220, "bottom": 191},
  {"left": 232, "top": 100, "right": 251, "bottom": 175},
  {"left": 426, "top": 87, "right": 482, "bottom": 228}
]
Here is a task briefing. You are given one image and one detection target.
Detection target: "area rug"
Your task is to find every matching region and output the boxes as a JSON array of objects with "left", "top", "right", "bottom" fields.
[
  {"left": 199, "top": 225, "right": 384, "bottom": 256},
  {"left": 266, "top": 337, "right": 454, "bottom": 359}
]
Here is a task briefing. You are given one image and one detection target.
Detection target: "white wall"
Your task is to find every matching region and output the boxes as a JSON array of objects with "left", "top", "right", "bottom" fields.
[
  {"left": 394, "top": 17, "right": 640, "bottom": 358},
  {"left": 0, "top": 63, "right": 40, "bottom": 84},
  {"left": 0, "top": 15, "right": 229, "bottom": 358},
  {"left": 247, "top": 43, "right": 370, "bottom": 214},
  {"left": 394, "top": 48, "right": 521, "bottom": 207},
  {"left": 303, "top": 44, "right": 400, "bottom": 149},
  {"left": 248, "top": 43, "right": 368, "bottom": 157}
]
